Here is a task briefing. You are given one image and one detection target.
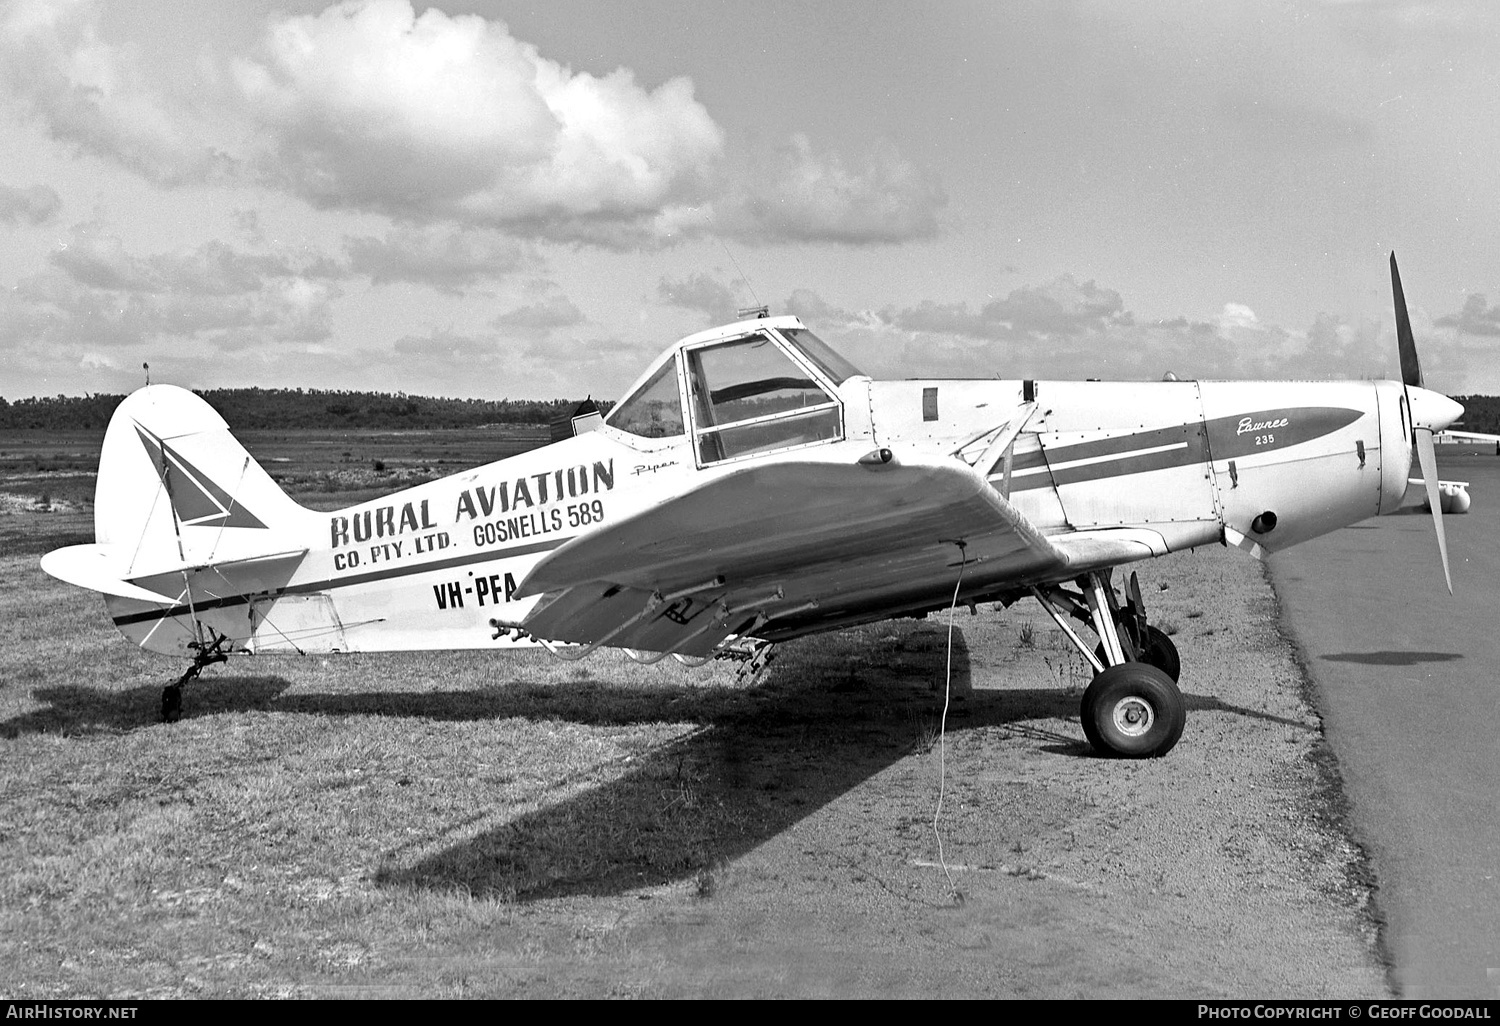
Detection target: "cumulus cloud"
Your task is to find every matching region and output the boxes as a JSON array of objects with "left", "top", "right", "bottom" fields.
[
  {"left": 1, "top": 222, "right": 340, "bottom": 357},
  {"left": 783, "top": 288, "right": 863, "bottom": 327},
  {"left": 1216, "top": 302, "right": 1260, "bottom": 332},
  {"left": 4, "top": 266, "right": 337, "bottom": 353},
  {"left": 657, "top": 272, "right": 743, "bottom": 325},
  {"left": 780, "top": 276, "right": 1418, "bottom": 386},
  {"left": 344, "top": 225, "right": 532, "bottom": 291},
  {"left": 883, "top": 275, "right": 1129, "bottom": 341},
  {"left": 491, "top": 294, "right": 585, "bottom": 335},
  {"left": 49, "top": 225, "right": 306, "bottom": 294},
  {"left": 733, "top": 134, "right": 946, "bottom": 245},
  {"left": 0, "top": 1, "right": 949, "bottom": 250},
  {"left": 0, "top": 0, "right": 232, "bottom": 184},
  {"left": 0, "top": 0, "right": 725, "bottom": 239},
  {"left": 0, "top": 182, "right": 61, "bottom": 225},
  {"left": 378, "top": 323, "right": 649, "bottom": 399},
  {"left": 520, "top": 335, "right": 660, "bottom": 402},
  {"left": 231, "top": 1, "right": 724, "bottom": 236},
  {"left": 1436, "top": 294, "right": 1500, "bottom": 337}
]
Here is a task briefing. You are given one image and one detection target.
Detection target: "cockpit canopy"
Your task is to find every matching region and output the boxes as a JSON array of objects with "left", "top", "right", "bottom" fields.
[{"left": 605, "top": 316, "right": 864, "bottom": 466}]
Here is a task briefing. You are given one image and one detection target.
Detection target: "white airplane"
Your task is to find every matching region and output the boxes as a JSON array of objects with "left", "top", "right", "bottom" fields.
[
  {"left": 41, "top": 255, "right": 1463, "bottom": 758},
  {"left": 1438, "top": 428, "right": 1500, "bottom": 446},
  {"left": 1405, "top": 428, "right": 1497, "bottom": 512},
  {"left": 1407, "top": 477, "right": 1472, "bottom": 514}
]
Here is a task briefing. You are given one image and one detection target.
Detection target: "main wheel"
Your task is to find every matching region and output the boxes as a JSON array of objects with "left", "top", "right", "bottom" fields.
[
  {"left": 1094, "top": 623, "right": 1181, "bottom": 682},
  {"left": 1080, "top": 662, "right": 1186, "bottom": 758}
]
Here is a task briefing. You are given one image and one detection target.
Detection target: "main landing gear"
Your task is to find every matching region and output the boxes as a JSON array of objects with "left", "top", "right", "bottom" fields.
[
  {"left": 161, "top": 629, "right": 231, "bottom": 723},
  {"left": 1031, "top": 570, "right": 1186, "bottom": 759}
]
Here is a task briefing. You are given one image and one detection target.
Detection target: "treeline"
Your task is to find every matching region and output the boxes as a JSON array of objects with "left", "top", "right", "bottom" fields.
[
  {"left": 1453, "top": 396, "right": 1500, "bottom": 435},
  {"left": 0, "top": 388, "right": 611, "bottom": 431}
]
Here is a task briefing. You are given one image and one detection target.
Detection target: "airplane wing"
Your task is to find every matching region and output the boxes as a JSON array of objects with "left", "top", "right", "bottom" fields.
[
  {"left": 513, "top": 445, "right": 1073, "bottom": 654},
  {"left": 1440, "top": 429, "right": 1500, "bottom": 443}
]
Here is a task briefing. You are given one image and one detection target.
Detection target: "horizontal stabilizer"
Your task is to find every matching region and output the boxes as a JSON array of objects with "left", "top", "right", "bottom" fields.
[
  {"left": 41, "top": 544, "right": 310, "bottom": 603},
  {"left": 128, "top": 549, "right": 311, "bottom": 603},
  {"left": 40, "top": 545, "right": 178, "bottom": 602}
]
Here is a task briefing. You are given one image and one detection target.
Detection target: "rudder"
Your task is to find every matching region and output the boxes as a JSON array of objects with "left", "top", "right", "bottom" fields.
[
  {"left": 42, "top": 385, "right": 318, "bottom": 656},
  {"left": 95, "top": 384, "right": 309, "bottom": 567}
]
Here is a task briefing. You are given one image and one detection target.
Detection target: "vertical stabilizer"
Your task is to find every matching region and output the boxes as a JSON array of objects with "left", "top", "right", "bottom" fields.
[
  {"left": 94, "top": 385, "right": 310, "bottom": 571},
  {"left": 43, "top": 385, "right": 318, "bottom": 656}
]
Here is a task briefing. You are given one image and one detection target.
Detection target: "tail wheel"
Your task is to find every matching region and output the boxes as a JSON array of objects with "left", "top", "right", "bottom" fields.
[
  {"left": 1080, "top": 662, "right": 1186, "bottom": 758},
  {"left": 161, "top": 684, "right": 182, "bottom": 723}
]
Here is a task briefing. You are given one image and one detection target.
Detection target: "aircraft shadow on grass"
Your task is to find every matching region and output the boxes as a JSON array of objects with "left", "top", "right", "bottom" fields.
[
  {"left": 4, "top": 623, "right": 1314, "bottom": 901},
  {"left": 0, "top": 675, "right": 293, "bottom": 737},
  {"left": 372, "top": 626, "right": 1015, "bottom": 901},
  {"left": 373, "top": 648, "right": 1310, "bottom": 902}
]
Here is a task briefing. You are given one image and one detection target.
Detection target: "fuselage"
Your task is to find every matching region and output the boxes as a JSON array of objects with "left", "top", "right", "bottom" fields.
[{"left": 100, "top": 315, "right": 1447, "bottom": 656}]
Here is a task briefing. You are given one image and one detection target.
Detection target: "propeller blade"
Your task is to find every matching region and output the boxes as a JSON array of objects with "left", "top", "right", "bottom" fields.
[
  {"left": 1391, "top": 254, "right": 1455, "bottom": 592},
  {"left": 1415, "top": 427, "right": 1452, "bottom": 594},
  {"left": 1391, "top": 252, "right": 1422, "bottom": 388}
]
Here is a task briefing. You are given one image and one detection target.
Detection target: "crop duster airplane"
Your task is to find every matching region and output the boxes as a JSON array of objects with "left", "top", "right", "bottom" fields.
[{"left": 42, "top": 255, "right": 1463, "bottom": 758}]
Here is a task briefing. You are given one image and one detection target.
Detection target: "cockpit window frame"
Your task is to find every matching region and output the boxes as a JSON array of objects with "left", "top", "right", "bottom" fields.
[
  {"left": 601, "top": 350, "right": 690, "bottom": 450},
  {"left": 681, "top": 330, "right": 845, "bottom": 469},
  {"left": 774, "top": 326, "right": 863, "bottom": 385},
  {"left": 600, "top": 319, "right": 856, "bottom": 461}
]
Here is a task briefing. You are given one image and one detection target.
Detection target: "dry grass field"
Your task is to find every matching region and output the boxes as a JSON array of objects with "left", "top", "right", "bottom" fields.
[{"left": 0, "top": 429, "right": 1390, "bottom": 998}]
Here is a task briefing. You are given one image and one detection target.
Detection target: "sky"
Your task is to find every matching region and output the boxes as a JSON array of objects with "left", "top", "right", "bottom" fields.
[{"left": 1, "top": 0, "right": 1498, "bottom": 403}]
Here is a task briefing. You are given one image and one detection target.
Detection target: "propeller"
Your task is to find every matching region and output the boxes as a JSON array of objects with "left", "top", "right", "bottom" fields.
[{"left": 1391, "top": 252, "right": 1464, "bottom": 593}]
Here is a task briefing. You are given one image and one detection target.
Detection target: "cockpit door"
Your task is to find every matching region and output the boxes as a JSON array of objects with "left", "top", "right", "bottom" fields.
[{"left": 683, "top": 332, "right": 845, "bottom": 468}]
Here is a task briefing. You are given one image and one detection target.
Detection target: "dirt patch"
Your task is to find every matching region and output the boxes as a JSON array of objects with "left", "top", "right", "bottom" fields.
[
  {"left": 1, "top": 545, "right": 1388, "bottom": 998},
  {"left": 0, "top": 491, "right": 82, "bottom": 515},
  {"left": 361, "top": 548, "right": 1388, "bottom": 998}
]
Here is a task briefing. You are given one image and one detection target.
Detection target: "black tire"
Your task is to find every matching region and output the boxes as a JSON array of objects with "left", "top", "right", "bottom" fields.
[
  {"left": 1136, "top": 625, "right": 1180, "bottom": 682},
  {"left": 1080, "top": 662, "right": 1186, "bottom": 758},
  {"left": 161, "top": 685, "right": 182, "bottom": 723},
  {"left": 1094, "top": 624, "right": 1181, "bottom": 682}
]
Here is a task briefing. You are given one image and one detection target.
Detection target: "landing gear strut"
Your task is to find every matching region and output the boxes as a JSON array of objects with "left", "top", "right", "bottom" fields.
[
  {"left": 1032, "top": 570, "right": 1186, "bottom": 758},
  {"left": 162, "top": 630, "right": 231, "bottom": 723}
]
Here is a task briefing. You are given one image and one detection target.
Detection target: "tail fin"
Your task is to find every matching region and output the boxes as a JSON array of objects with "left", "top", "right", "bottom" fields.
[
  {"left": 42, "top": 385, "right": 316, "bottom": 654},
  {"left": 94, "top": 384, "right": 307, "bottom": 565}
]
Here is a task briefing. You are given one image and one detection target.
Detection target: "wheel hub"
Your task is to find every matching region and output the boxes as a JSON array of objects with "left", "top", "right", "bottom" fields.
[{"left": 1111, "top": 696, "right": 1155, "bottom": 738}]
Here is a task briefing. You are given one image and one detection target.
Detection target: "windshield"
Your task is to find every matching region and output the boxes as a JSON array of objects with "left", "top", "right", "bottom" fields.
[
  {"left": 604, "top": 356, "right": 685, "bottom": 438},
  {"left": 687, "top": 333, "right": 843, "bottom": 464},
  {"left": 779, "top": 327, "right": 863, "bottom": 384}
]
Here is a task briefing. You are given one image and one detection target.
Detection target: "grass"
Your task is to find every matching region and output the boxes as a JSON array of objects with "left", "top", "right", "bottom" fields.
[
  {"left": 0, "top": 430, "right": 985, "bottom": 995},
  {"left": 3, "top": 427, "right": 1338, "bottom": 998},
  {"left": 0, "top": 555, "right": 969, "bottom": 996}
]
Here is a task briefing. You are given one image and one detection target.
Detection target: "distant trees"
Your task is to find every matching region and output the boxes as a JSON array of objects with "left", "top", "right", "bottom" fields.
[
  {"left": 1453, "top": 396, "right": 1500, "bottom": 435},
  {"left": 0, "top": 388, "right": 613, "bottom": 431},
  {"left": 0, "top": 393, "right": 123, "bottom": 430}
]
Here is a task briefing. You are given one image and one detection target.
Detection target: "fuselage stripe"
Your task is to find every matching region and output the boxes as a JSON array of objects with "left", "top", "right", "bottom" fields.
[
  {"left": 1043, "top": 441, "right": 1187, "bottom": 473},
  {"left": 1004, "top": 445, "right": 1197, "bottom": 491},
  {"left": 111, "top": 535, "right": 572, "bottom": 627},
  {"left": 998, "top": 407, "right": 1362, "bottom": 493}
]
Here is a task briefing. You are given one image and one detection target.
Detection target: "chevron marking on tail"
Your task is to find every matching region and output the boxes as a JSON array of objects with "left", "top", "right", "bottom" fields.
[{"left": 135, "top": 425, "right": 268, "bottom": 530}]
